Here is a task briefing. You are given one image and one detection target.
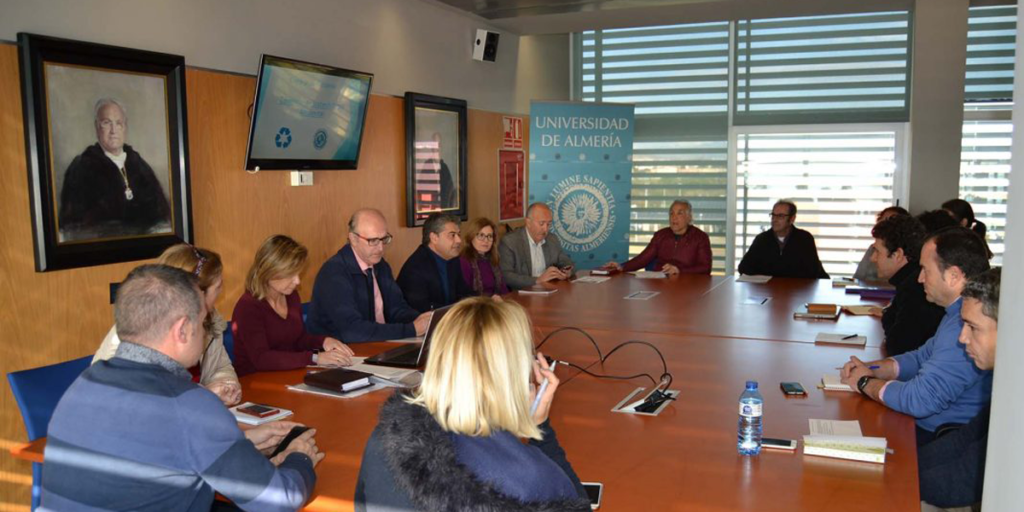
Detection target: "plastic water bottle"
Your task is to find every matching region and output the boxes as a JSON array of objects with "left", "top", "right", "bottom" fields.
[{"left": 737, "top": 380, "right": 763, "bottom": 455}]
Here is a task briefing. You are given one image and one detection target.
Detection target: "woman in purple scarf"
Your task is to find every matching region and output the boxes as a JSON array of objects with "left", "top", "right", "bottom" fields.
[{"left": 459, "top": 218, "right": 509, "bottom": 297}]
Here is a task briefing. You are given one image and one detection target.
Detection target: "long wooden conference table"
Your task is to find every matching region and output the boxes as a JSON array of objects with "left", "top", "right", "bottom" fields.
[{"left": 14, "top": 273, "right": 918, "bottom": 511}]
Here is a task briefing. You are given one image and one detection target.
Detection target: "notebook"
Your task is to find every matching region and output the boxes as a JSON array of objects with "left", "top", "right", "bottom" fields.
[
  {"left": 303, "top": 368, "right": 373, "bottom": 393},
  {"left": 631, "top": 271, "right": 666, "bottom": 279},
  {"left": 803, "top": 435, "right": 887, "bottom": 464},
  {"left": 815, "top": 333, "right": 867, "bottom": 346},
  {"left": 737, "top": 275, "right": 772, "bottom": 284},
  {"left": 794, "top": 304, "right": 840, "bottom": 321},
  {"left": 820, "top": 374, "right": 856, "bottom": 392},
  {"left": 574, "top": 275, "right": 610, "bottom": 284}
]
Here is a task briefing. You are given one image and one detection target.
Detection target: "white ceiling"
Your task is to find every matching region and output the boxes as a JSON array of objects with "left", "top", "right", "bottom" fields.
[{"left": 431, "top": 0, "right": 1010, "bottom": 35}]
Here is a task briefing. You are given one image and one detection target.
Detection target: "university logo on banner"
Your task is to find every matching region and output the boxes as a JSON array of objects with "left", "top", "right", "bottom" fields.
[{"left": 529, "top": 102, "right": 635, "bottom": 267}]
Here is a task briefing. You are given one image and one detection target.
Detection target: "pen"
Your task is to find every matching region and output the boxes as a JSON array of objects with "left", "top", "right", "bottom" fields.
[
  {"left": 842, "top": 334, "right": 859, "bottom": 340},
  {"left": 834, "top": 365, "right": 881, "bottom": 370},
  {"left": 531, "top": 378, "right": 549, "bottom": 416}
]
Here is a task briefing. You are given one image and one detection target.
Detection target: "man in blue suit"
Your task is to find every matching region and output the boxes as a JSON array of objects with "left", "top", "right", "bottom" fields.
[
  {"left": 397, "top": 212, "right": 472, "bottom": 313},
  {"left": 307, "top": 209, "right": 431, "bottom": 342}
]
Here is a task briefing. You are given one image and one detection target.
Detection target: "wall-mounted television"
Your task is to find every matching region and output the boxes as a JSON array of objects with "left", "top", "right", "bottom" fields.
[{"left": 244, "top": 54, "right": 373, "bottom": 171}]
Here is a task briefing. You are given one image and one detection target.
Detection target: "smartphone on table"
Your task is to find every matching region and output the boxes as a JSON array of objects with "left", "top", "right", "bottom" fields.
[
  {"left": 236, "top": 403, "right": 280, "bottom": 418},
  {"left": 582, "top": 482, "right": 603, "bottom": 509}
]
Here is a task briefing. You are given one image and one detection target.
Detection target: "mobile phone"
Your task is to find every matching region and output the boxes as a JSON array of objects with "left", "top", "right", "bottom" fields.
[
  {"left": 779, "top": 382, "right": 807, "bottom": 396},
  {"left": 269, "top": 426, "right": 311, "bottom": 458},
  {"left": 762, "top": 437, "right": 797, "bottom": 451},
  {"left": 582, "top": 482, "right": 603, "bottom": 509},
  {"left": 236, "top": 403, "right": 280, "bottom": 418}
]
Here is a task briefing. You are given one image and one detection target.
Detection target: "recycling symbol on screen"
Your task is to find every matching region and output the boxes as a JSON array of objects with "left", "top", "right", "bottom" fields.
[{"left": 275, "top": 127, "right": 293, "bottom": 148}]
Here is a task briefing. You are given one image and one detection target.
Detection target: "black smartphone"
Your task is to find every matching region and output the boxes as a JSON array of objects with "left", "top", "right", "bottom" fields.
[
  {"left": 236, "top": 403, "right": 280, "bottom": 418},
  {"left": 269, "top": 426, "right": 311, "bottom": 458},
  {"left": 582, "top": 482, "right": 603, "bottom": 509},
  {"left": 779, "top": 382, "right": 807, "bottom": 396},
  {"left": 762, "top": 437, "right": 797, "bottom": 451}
]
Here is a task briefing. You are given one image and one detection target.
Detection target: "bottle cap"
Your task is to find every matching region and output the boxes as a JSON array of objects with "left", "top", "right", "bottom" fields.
[{"left": 746, "top": 380, "right": 758, "bottom": 390}]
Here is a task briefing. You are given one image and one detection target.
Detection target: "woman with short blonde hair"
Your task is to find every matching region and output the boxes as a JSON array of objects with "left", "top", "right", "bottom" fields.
[
  {"left": 355, "top": 297, "right": 589, "bottom": 510},
  {"left": 94, "top": 244, "right": 241, "bottom": 405},
  {"left": 232, "top": 235, "right": 353, "bottom": 376}
]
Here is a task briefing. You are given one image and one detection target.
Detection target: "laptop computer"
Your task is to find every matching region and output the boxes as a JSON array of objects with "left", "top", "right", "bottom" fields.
[{"left": 364, "top": 305, "right": 452, "bottom": 368}]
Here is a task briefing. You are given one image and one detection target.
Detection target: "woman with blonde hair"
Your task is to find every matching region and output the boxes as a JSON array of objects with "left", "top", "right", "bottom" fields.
[
  {"left": 93, "top": 244, "right": 241, "bottom": 405},
  {"left": 232, "top": 234, "right": 353, "bottom": 376},
  {"left": 354, "top": 297, "right": 589, "bottom": 511},
  {"left": 459, "top": 217, "right": 509, "bottom": 296}
]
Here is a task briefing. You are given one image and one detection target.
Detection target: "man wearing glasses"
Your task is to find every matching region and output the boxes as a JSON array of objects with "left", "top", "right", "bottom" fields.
[
  {"left": 307, "top": 208, "right": 431, "bottom": 342},
  {"left": 397, "top": 212, "right": 472, "bottom": 312},
  {"left": 738, "top": 200, "right": 829, "bottom": 279}
]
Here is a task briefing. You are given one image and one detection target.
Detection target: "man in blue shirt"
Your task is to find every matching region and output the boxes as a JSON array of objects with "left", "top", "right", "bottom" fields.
[
  {"left": 398, "top": 212, "right": 472, "bottom": 312},
  {"left": 42, "top": 265, "right": 323, "bottom": 511},
  {"left": 841, "top": 227, "right": 992, "bottom": 445}
]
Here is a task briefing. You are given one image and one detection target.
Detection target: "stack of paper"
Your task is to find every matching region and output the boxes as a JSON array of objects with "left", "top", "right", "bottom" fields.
[
  {"left": 841, "top": 305, "right": 878, "bottom": 316},
  {"left": 737, "top": 275, "right": 772, "bottom": 284},
  {"left": 631, "top": 271, "right": 666, "bottom": 279},
  {"left": 832, "top": 277, "right": 857, "bottom": 288},
  {"left": 820, "top": 374, "right": 856, "bottom": 392},
  {"left": 815, "top": 333, "right": 867, "bottom": 346},
  {"left": 574, "top": 275, "right": 611, "bottom": 284},
  {"left": 230, "top": 402, "right": 294, "bottom": 425},
  {"left": 519, "top": 286, "right": 557, "bottom": 296},
  {"left": 803, "top": 419, "right": 887, "bottom": 463}
]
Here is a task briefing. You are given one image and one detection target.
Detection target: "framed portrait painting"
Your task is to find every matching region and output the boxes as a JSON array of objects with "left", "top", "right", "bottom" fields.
[
  {"left": 404, "top": 92, "right": 468, "bottom": 227},
  {"left": 18, "top": 33, "right": 192, "bottom": 271}
]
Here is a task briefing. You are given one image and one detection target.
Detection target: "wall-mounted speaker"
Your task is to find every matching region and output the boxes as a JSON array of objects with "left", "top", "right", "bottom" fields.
[{"left": 473, "top": 29, "right": 500, "bottom": 62}]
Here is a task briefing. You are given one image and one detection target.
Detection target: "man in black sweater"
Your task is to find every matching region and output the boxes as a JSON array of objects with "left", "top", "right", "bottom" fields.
[
  {"left": 738, "top": 200, "right": 828, "bottom": 279},
  {"left": 398, "top": 212, "right": 472, "bottom": 312},
  {"left": 870, "top": 215, "right": 946, "bottom": 356}
]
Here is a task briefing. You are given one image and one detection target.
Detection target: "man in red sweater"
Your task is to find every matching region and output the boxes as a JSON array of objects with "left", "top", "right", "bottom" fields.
[{"left": 604, "top": 200, "right": 712, "bottom": 275}]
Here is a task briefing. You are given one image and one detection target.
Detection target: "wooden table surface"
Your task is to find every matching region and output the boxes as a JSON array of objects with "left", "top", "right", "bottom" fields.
[
  {"left": 13, "top": 275, "right": 916, "bottom": 511},
  {"left": 510, "top": 274, "right": 888, "bottom": 346}
]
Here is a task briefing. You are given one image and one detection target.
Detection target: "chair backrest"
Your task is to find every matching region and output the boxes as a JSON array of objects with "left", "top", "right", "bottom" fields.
[
  {"left": 224, "top": 320, "right": 236, "bottom": 364},
  {"left": 7, "top": 356, "right": 92, "bottom": 441}
]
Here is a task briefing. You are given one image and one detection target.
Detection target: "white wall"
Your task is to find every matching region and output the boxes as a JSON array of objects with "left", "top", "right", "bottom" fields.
[
  {"left": 0, "top": 0, "right": 567, "bottom": 114},
  {"left": 981, "top": 2, "right": 1023, "bottom": 508},
  {"left": 906, "top": 0, "right": 970, "bottom": 213}
]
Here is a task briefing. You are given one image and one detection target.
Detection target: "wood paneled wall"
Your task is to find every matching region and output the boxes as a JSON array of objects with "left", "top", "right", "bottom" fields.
[{"left": 0, "top": 43, "right": 528, "bottom": 507}]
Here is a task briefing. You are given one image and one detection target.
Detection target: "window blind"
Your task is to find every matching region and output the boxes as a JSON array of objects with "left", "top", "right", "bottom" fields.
[
  {"left": 965, "top": 5, "right": 1017, "bottom": 103},
  {"left": 734, "top": 11, "right": 911, "bottom": 125}
]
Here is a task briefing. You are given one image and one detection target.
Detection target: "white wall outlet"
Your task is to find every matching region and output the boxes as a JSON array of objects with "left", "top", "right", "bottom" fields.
[{"left": 290, "top": 171, "right": 314, "bottom": 186}]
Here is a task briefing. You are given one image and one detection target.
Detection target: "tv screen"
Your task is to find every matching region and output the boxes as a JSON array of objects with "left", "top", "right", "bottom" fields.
[{"left": 244, "top": 54, "right": 373, "bottom": 171}]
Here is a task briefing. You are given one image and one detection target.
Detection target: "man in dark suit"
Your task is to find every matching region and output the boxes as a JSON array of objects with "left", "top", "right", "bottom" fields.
[
  {"left": 398, "top": 212, "right": 471, "bottom": 312},
  {"left": 498, "top": 203, "right": 575, "bottom": 290},
  {"left": 737, "top": 200, "right": 829, "bottom": 279},
  {"left": 307, "top": 209, "right": 431, "bottom": 342}
]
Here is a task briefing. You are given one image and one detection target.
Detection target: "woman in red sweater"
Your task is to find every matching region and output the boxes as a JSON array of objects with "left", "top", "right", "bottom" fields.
[{"left": 232, "top": 235, "right": 354, "bottom": 376}]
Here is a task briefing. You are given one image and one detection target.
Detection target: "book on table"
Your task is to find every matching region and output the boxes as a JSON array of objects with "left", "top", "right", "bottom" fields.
[
  {"left": 737, "top": 274, "right": 772, "bottom": 283},
  {"left": 794, "top": 303, "right": 840, "bottom": 320},
  {"left": 803, "top": 435, "right": 887, "bottom": 463},
  {"left": 303, "top": 368, "right": 373, "bottom": 393}
]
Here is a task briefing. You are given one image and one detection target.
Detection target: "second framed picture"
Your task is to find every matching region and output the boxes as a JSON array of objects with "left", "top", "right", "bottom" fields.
[{"left": 404, "top": 92, "right": 467, "bottom": 227}]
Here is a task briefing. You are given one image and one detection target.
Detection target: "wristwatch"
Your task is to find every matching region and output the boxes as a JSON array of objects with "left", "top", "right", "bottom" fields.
[{"left": 856, "top": 375, "right": 874, "bottom": 395}]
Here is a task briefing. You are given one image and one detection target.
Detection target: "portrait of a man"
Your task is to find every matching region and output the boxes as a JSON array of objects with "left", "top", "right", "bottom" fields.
[
  {"left": 58, "top": 98, "right": 171, "bottom": 241},
  {"left": 20, "top": 33, "right": 190, "bottom": 271}
]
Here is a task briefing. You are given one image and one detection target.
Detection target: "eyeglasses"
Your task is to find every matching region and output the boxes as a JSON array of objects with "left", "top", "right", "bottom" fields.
[
  {"left": 352, "top": 232, "right": 393, "bottom": 247},
  {"left": 191, "top": 245, "right": 207, "bottom": 277},
  {"left": 769, "top": 213, "right": 792, "bottom": 219},
  {"left": 475, "top": 233, "right": 495, "bottom": 241}
]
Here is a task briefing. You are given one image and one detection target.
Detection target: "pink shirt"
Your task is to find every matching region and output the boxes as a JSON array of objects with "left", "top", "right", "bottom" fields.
[{"left": 353, "top": 250, "right": 386, "bottom": 324}]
